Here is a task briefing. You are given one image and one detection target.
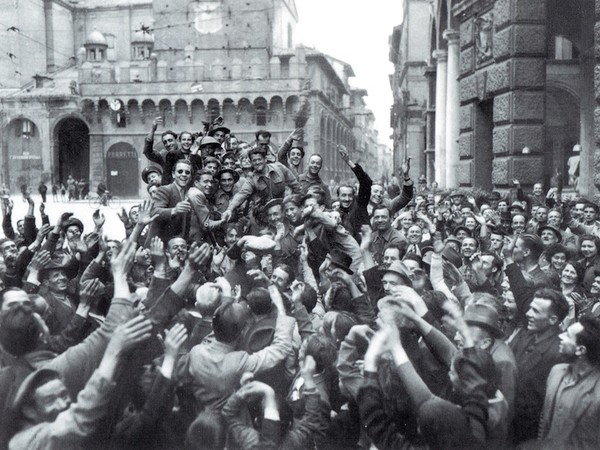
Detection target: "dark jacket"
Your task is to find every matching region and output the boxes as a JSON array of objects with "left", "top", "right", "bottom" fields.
[{"left": 339, "top": 164, "right": 372, "bottom": 241}]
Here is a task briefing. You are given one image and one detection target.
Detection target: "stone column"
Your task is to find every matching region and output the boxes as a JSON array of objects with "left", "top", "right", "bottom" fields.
[
  {"left": 444, "top": 29, "right": 460, "bottom": 188},
  {"left": 424, "top": 64, "right": 437, "bottom": 185},
  {"left": 433, "top": 50, "right": 447, "bottom": 188}
]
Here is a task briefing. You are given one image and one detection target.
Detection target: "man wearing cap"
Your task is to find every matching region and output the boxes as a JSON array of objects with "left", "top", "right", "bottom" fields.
[
  {"left": 458, "top": 303, "right": 517, "bottom": 416},
  {"left": 538, "top": 316, "right": 600, "bottom": 449},
  {"left": 141, "top": 166, "right": 163, "bottom": 186},
  {"left": 298, "top": 154, "right": 331, "bottom": 208},
  {"left": 538, "top": 224, "right": 562, "bottom": 248},
  {"left": 526, "top": 205, "right": 549, "bottom": 235},
  {"left": 221, "top": 147, "right": 301, "bottom": 223}
]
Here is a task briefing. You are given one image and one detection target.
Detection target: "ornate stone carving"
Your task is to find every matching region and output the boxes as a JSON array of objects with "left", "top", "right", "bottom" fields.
[{"left": 475, "top": 13, "right": 494, "bottom": 67}]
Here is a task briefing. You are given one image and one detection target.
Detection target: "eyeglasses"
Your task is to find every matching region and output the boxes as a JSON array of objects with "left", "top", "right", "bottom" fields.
[{"left": 176, "top": 170, "right": 191, "bottom": 175}]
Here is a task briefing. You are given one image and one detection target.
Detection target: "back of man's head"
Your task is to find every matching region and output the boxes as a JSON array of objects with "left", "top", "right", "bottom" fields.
[
  {"left": 577, "top": 316, "right": 600, "bottom": 366},
  {"left": 0, "top": 305, "right": 41, "bottom": 357},
  {"left": 519, "top": 234, "right": 544, "bottom": 260},
  {"left": 212, "top": 303, "right": 248, "bottom": 343},
  {"left": 246, "top": 288, "right": 272, "bottom": 315}
]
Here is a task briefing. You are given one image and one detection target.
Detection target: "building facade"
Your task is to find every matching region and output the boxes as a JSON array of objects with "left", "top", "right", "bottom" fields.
[
  {"left": 393, "top": 0, "right": 600, "bottom": 196},
  {"left": 0, "top": 0, "right": 382, "bottom": 196}
]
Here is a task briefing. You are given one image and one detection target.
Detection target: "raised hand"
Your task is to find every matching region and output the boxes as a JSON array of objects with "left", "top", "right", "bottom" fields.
[
  {"left": 137, "top": 199, "right": 159, "bottom": 225},
  {"left": 29, "top": 250, "right": 51, "bottom": 272},
  {"left": 39, "top": 202, "right": 45, "bottom": 215},
  {"left": 149, "top": 236, "right": 166, "bottom": 266},
  {"left": 164, "top": 323, "right": 188, "bottom": 359},
  {"left": 400, "top": 157, "right": 411, "bottom": 177},
  {"left": 432, "top": 232, "right": 445, "bottom": 254},
  {"left": 152, "top": 116, "right": 163, "bottom": 132},
  {"left": 79, "top": 278, "right": 102, "bottom": 309},
  {"left": 110, "top": 238, "right": 137, "bottom": 278},
  {"left": 57, "top": 212, "right": 74, "bottom": 228},
  {"left": 34, "top": 224, "right": 53, "bottom": 245},
  {"left": 337, "top": 145, "right": 349, "bottom": 161},
  {"left": 106, "top": 315, "right": 153, "bottom": 356},
  {"left": 117, "top": 207, "right": 130, "bottom": 226},
  {"left": 187, "top": 242, "right": 212, "bottom": 270}
]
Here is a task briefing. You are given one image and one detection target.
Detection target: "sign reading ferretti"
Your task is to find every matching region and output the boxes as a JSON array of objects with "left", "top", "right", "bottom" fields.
[{"left": 10, "top": 155, "right": 41, "bottom": 160}]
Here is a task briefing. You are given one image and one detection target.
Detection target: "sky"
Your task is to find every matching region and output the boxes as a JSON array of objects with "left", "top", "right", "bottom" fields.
[{"left": 296, "top": 0, "right": 405, "bottom": 148}]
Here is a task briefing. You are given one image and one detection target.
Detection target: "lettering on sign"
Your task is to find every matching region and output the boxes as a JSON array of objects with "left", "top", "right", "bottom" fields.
[
  {"left": 111, "top": 171, "right": 119, "bottom": 176},
  {"left": 108, "top": 151, "right": 137, "bottom": 159}
]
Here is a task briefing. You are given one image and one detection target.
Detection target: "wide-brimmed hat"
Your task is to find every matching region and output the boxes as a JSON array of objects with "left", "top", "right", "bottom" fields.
[
  {"left": 538, "top": 225, "right": 562, "bottom": 243},
  {"left": 464, "top": 303, "right": 504, "bottom": 338},
  {"left": 382, "top": 260, "right": 412, "bottom": 285},
  {"left": 198, "top": 136, "right": 222, "bottom": 148},
  {"left": 243, "top": 236, "right": 276, "bottom": 254},
  {"left": 141, "top": 166, "right": 162, "bottom": 184},
  {"left": 442, "top": 246, "right": 463, "bottom": 268},
  {"left": 12, "top": 368, "right": 62, "bottom": 415},
  {"left": 210, "top": 124, "right": 230, "bottom": 135}
]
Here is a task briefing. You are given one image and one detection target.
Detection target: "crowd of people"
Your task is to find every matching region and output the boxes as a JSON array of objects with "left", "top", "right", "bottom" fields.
[{"left": 0, "top": 114, "right": 600, "bottom": 450}]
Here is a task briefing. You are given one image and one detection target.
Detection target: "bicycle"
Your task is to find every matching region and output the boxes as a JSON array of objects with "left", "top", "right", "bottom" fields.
[{"left": 88, "top": 191, "right": 120, "bottom": 209}]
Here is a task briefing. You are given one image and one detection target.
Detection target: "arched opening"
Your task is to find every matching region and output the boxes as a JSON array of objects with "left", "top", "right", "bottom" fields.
[
  {"left": 545, "top": 87, "right": 580, "bottom": 188},
  {"left": 55, "top": 117, "right": 90, "bottom": 187},
  {"left": 106, "top": 142, "right": 139, "bottom": 197},
  {"left": 5, "top": 118, "right": 44, "bottom": 191}
]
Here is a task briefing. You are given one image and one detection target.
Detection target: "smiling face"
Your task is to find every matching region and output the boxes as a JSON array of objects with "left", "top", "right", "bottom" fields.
[
  {"left": 162, "top": 133, "right": 177, "bottom": 152},
  {"left": 205, "top": 162, "right": 219, "bottom": 176},
  {"left": 219, "top": 172, "right": 235, "bottom": 193},
  {"left": 550, "top": 252, "right": 567, "bottom": 271},
  {"left": 339, "top": 186, "right": 353, "bottom": 209},
  {"left": 213, "top": 130, "right": 226, "bottom": 144},
  {"left": 308, "top": 155, "right": 322, "bottom": 176},
  {"left": 535, "top": 207, "right": 548, "bottom": 224},
  {"left": 373, "top": 208, "right": 391, "bottom": 231},
  {"left": 461, "top": 238, "right": 477, "bottom": 258},
  {"left": 179, "top": 132, "right": 193, "bottom": 152},
  {"left": 172, "top": 162, "right": 192, "bottom": 188},
  {"left": 289, "top": 148, "right": 303, "bottom": 167},
  {"left": 581, "top": 239, "right": 598, "bottom": 260},
  {"left": 407, "top": 225, "right": 422, "bottom": 244},
  {"left": 45, "top": 269, "right": 68, "bottom": 293},
  {"left": 540, "top": 229, "right": 558, "bottom": 246},
  {"left": 558, "top": 322, "right": 584, "bottom": 356},
  {"left": 370, "top": 185, "right": 384, "bottom": 205},
  {"left": 28, "top": 378, "right": 72, "bottom": 423},
  {"left": 561, "top": 263, "right": 578, "bottom": 286},
  {"left": 284, "top": 202, "right": 301, "bottom": 223},
  {"left": 222, "top": 157, "right": 236, "bottom": 170},
  {"left": 250, "top": 153, "right": 267, "bottom": 173},
  {"left": 512, "top": 215, "right": 526, "bottom": 233},
  {"left": 547, "top": 211, "right": 562, "bottom": 227},
  {"left": 266, "top": 204, "right": 283, "bottom": 227},
  {"left": 195, "top": 174, "right": 214, "bottom": 197},
  {"left": 167, "top": 238, "right": 188, "bottom": 263}
]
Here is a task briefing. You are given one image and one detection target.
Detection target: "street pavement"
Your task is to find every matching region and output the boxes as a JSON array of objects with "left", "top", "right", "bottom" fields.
[{"left": 4, "top": 194, "right": 145, "bottom": 241}]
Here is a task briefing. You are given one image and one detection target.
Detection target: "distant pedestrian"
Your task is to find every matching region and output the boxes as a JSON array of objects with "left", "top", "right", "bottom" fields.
[
  {"left": 38, "top": 181, "right": 47, "bottom": 203},
  {"left": 60, "top": 183, "right": 66, "bottom": 201},
  {"left": 52, "top": 183, "right": 58, "bottom": 202}
]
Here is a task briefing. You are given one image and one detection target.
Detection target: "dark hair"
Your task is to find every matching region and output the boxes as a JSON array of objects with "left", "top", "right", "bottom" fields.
[
  {"left": 580, "top": 235, "right": 600, "bottom": 254},
  {"left": 402, "top": 252, "right": 422, "bottom": 268},
  {"left": 212, "top": 303, "right": 247, "bottom": 343},
  {"left": 383, "top": 243, "right": 406, "bottom": 259},
  {"left": 562, "top": 260, "right": 586, "bottom": 284},
  {"left": 248, "top": 146, "right": 268, "bottom": 158},
  {"left": 161, "top": 130, "right": 177, "bottom": 141},
  {"left": 0, "top": 305, "right": 41, "bottom": 356},
  {"left": 372, "top": 205, "right": 390, "bottom": 217},
  {"left": 246, "top": 287, "right": 273, "bottom": 315},
  {"left": 577, "top": 316, "right": 600, "bottom": 366},
  {"left": 304, "top": 334, "right": 337, "bottom": 373},
  {"left": 518, "top": 234, "right": 544, "bottom": 260},
  {"left": 329, "top": 283, "right": 353, "bottom": 313},
  {"left": 298, "top": 284, "right": 318, "bottom": 312},
  {"left": 194, "top": 169, "right": 214, "bottom": 181},
  {"left": 301, "top": 193, "right": 325, "bottom": 207},
  {"left": 336, "top": 184, "right": 355, "bottom": 197},
  {"left": 332, "top": 312, "right": 358, "bottom": 343},
  {"left": 479, "top": 251, "right": 503, "bottom": 273},
  {"left": 282, "top": 194, "right": 302, "bottom": 208},
  {"left": 221, "top": 152, "right": 236, "bottom": 162},
  {"left": 255, "top": 130, "right": 271, "bottom": 140},
  {"left": 545, "top": 243, "right": 569, "bottom": 260},
  {"left": 185, "top": 411, "right": 226, "bottom": 450},
  {"left": 583, "top": 202, "right": 599, "bottom": 214},
  {"left": 534, "top": 288, "right": 570, "bottom": 323},
  {"left": 453, "top": 347, "right": 498, "bottom": 399}
]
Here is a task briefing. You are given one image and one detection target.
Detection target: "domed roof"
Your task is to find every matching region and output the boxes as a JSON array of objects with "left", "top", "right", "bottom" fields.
[
  {"left": 132, "top": 29, "right": 154, "bottom": 44},
  {"left": 85, "top": 28, "right": 107, "bottom": 46}
]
